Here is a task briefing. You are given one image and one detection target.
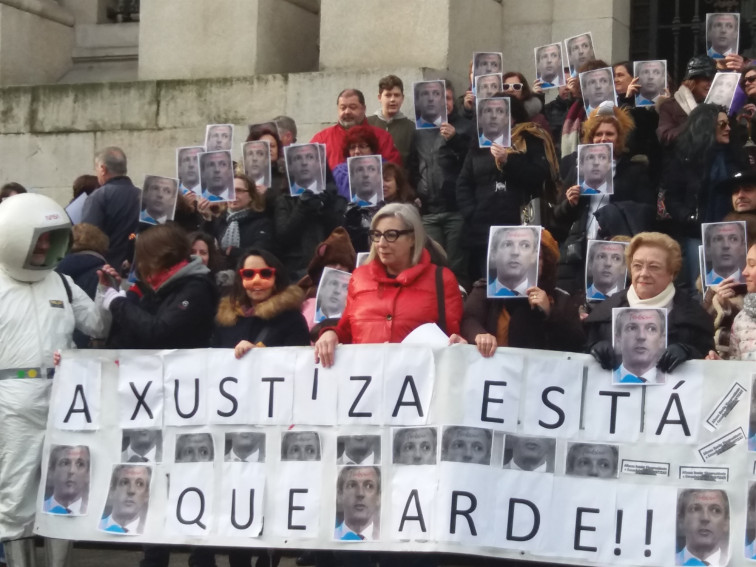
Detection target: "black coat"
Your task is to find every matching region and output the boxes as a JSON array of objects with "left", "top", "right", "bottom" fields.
[
  {"left": 56, "top": 251, "right": 106, "bottom": 300},
  {"left": 583, "top": 289, "right": 714, "bottom": 359},
  {"left": 107, "top": 259, "right": 219, "bottom": 349},
  {"left": 203, "top": 209, "right": 274, "bottom": 268}
]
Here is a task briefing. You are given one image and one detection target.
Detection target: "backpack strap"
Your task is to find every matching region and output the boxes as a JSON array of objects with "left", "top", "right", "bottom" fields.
[
  {"left": 435, "top": 265, "right": 447, "bottom": 334},
  {"left": 57, "top": 272, "right": 73, "bottom": 304}
]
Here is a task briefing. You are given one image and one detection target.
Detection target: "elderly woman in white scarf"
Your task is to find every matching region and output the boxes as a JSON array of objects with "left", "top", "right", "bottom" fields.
[{"left": 584, "top": 232, "right": 714, "bottom": 372}]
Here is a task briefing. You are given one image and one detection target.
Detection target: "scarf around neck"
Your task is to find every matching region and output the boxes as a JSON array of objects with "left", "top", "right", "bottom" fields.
[
  {"left": 627, "top": 282, "right": 676, "bottom": 309},
  {"left": 221, "top": 209, "right": 251, "bottom": 249}
]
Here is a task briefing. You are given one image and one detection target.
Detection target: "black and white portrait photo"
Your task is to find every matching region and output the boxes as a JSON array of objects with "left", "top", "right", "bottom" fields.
[
  {"left": 175, "top": 433, "right": 214, "bottom": 463},
  {"left": 579, "top": 66, "right": 616, "bottom": 112},
  {"left": 413, "top": 80, "right": 447, "bottom": 129},
  {"left": 486, "top": 225, "right": 540, "bottom": 298},
  {"left": 98, "top": 464, "right": 151, "bottom": 535},
  {"left": 242, "top": 140, "right": 272, "bottom": 189},
  {"left": 476, "top": 96, "right": 511, "bottom": 148},
  {"left": 565, "top": 32, "right": 595, "bottom": 77},
  {"left": 474, "top": 73, "right": 503, "bottom": 99},
  {"left": 702, "top": 221, "right": 747, "bottom": 286},
  {"left": 706, "top": 13, "right": 739, "bottom": 59},
  {"left": 534, "top": 43, "right": 565, "bottom": 88},
  {"left": 565, "top": 442, "right": 618, "bottom": 479},
  {"left": 205, "top": 123, "right": 233, "bottom": 151},
  {"left": 675, "top": 489, "right": 730, "bottom": 566},
  {"left": 585, "top": 240, "right": 628, "bottom": 300},
  {"left": 577, "top": 143, "right": 613, "bottom": 195},
  {"left": 705, "top": 72, "right": 740, "bottom": 110},
  {"left": 314, "top": 267, "right": 351, "bottom": 323},
  {"left": 746, "top": 482, "right": 756, "bottom": 559},
  {"left": 176, "top": 146, "right": 203, "bottom": 195},
  {"left": 393, "top": 427, "right": 437, "bottom": 465},
  {"left": 503, "top": 435, "right": 555, "bottom": 472},
  {"left": 140, "top": 175, "right": 178, "bottom": 225},
  {"left": 612, "top": 307, "right": 668, "bottom": 384},
  {"left": 200, "top": 150, "right": 234, "bottom": 202},
  {"left": 281, "top": 431, "right": 321, "bottom": 461},
  {"left": 42, "top": 445, "right": 90, "bottom": 515},
  {"left": 337, "top": 435, "right": 381, "bottom": 465},
  {"left": 633, "top": 60, "right": 667, "bottom": 106},
  {"left": 285, "top": 143, "right": 325, "bottom": 196},
  {"left": 348, "top": 155, "right": 383, "bottom": 206},
  {"left": 440, "top": 426, "right": 492, "bottom": 465},
  {"left": 121, "top": 429, "right": 162, "bottom": 463},
  {"left": 334, "top": 466, "right": 381, "bottom": 541},
  {"left": 473, "top": 51, "right": 503, "bottom": 78},
  {"left": 225, "top": 431, "right": 266, "bottom": 463}
]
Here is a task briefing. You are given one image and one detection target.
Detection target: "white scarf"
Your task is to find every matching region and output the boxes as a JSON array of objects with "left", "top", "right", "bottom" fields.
[
  {"left": 673, "top": 85, "right": 698, "bottom": 116},
  {"left": 627, "top": 282, "right": 676, "bottom": 309}
]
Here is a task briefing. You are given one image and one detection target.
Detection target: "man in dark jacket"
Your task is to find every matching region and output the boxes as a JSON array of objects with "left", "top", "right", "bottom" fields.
[
  {"left": 412, "top": 83, "right": 473, "bottom": 287},
  {"left": 82, "top": 146, "right": 141, "bottom": 269}
]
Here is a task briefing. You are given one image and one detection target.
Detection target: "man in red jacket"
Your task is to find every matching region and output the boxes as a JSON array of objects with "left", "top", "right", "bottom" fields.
[{"left": 311, "top": 89, "right": 402, "bottom": 172}]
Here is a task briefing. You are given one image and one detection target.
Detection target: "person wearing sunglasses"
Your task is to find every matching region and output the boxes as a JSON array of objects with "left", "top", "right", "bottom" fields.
[
  {"left": 502, "top": 72, "right": 550, "bottom": 133},
  {"left": 214, "top": 248, "right": 309, "bottom": 356},
  {"left": 314, "top": 203, "right": 464, "bottom": 368}
]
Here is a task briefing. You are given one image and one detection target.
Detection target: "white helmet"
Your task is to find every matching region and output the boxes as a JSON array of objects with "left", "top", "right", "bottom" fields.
[{"left": 0, "top": 193, "right": 72, "bottom": 282}]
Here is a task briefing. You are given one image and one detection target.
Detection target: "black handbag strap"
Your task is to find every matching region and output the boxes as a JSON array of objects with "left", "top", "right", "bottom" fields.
[{"left": 435, "top": 265, "right": 447, "bottom": 334}]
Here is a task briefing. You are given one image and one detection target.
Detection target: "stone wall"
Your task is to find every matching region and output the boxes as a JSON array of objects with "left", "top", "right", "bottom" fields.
[{"left": 0, "top": 67, "right": 433, "bottom": 205}]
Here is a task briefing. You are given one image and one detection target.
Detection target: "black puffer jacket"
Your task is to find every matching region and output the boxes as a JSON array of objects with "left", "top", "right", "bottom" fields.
[
  {"left": 203, "top": 208, "right": 274, "bottom": 268},
  {"left": 107, "top": 258, "right": 218, "bottom": 349}
]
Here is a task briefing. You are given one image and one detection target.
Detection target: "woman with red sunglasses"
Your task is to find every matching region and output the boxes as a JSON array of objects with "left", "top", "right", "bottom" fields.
[{"left": 214, "top": 248, "right": 310, "bottom": 357}]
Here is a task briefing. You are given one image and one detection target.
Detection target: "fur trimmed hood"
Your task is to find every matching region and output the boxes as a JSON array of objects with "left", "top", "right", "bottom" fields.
[{"left": 216, "top": 285, "right": 305, "bottom": 326}]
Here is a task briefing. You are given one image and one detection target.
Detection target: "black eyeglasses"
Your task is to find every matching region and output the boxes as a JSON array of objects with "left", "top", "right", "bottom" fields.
[
  {"left": 238, "top": 267, "right": 276, "bottom": 280},
  {"left": 502, "top": 83, "right": 523, "bottom": 92},
  {"left": 745, "top": 75, "right": 756, "bottom": 84},
  {"left": 368, "top": 229, "right": 413, "bottom": 243}
]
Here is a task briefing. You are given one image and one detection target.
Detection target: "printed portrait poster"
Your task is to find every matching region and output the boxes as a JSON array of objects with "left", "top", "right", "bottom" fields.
[
  {"left": 564, "top": 442, "right": 619, "bottom": 479},
  {"left": 314, "top": 267, "right": 352, "bottom": 324},
  {"left": 334, "top": 465, "right": 381, "bottom": 541},
  {"left": 472, "top": 51, "right": 503, "bottom": 79},
  {"left": 633, "top": 60, "right": 667, "bottom": 107},
  {"left": 486, "top": 225, "right": 541, "bottom": 298},
  {"left": 440, "top": 426, "right": 492, "bottom": 466},
  {"left": 579, "top": 66, "right": 617, "bottom": 113},
  {"left": 139, "top": 175, "right": 179, "bottom": 226},
  {"left": 205, "top": 123, "right": 234, "bottom": 151},
  {"left": 98, "top": 464, "right": 152, "bottom": 535},
  {"left": 413, "top": 80, "right": 447, "bottom": 129},
  {"left": 706, "top": 13, "right": 740, "bottom": 60},
  {"left": 121, "top": 429, "right": 162, "bottom": 463},
  {"left": 611, "top": 307, "right": 668, "bottom": 385},
  {"left": 675, "top": 488, "right": 730, "bottom": 566},
  {"left": 199, "top": 150, "right": 235, "bottom": 203},
  {"left": 577, "top": 143, "right": 614, "bottom": 195},
  {"left": 701, "top": 221, "right": 747, "bottom": 286},
  {"left": 534, "top": 43, "right": 565, "bottom": 88},
  {"left": 42, "top": 445, "right": 91, "bottom": 516},
  {"left": 564, "top": 32, "right": 596, "bottom": 77},
  {"left": 356, "top": 252, "right": 369, "bottom": 267},
  {"left": 503, "top": 434, "right": 556, "bottom": 472},
  {"left": 474, "top": 73, "right": 503, "bottom": 100},
  {"left": 347, "top": 155, "right": 383, "bottom": 207},
  {"left": 704, "top": 72, "right": 739, "bottom": 111},
  {"left": 392, "top": 427, "right": 438, "bottom": 466},
  {"left": 749, "top": 375, "right": 756, "bottom": 452},
  {"left": 176, "top": 146, "right": 204, "bottom": 196},
  {"left": 476, "top": 97, "right": 511, "bottom": 148},
  {"left": 585, "top": 240, "right": 628, "bottom": 301},
  {"left": 242, "top": 140, "right": 273, "bottom": 190},
  {"left": 337, "top": 435, "right": 381, "bottom": 466},
  {"left": 284, "top": 143, "right": 326, "bottom": 197}
]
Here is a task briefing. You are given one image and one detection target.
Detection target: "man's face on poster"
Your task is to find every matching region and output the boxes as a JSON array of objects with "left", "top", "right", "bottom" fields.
[
  {"left": 207, "top": 125, "right": 232, "bottom": 151},
  {"left": 494, "top": 228, "right": 538, "bottom": 285},
  {"left": 289, "top": 145, "right": 320, "bottom": 187},
  {"left": 568, "top": 34, "right": 594, "bottom": 69},
  {"left": 320, "top": 272, "right": 349, "bottom": 317},
  {"left": 590, "top": 243, "right": 625, "bottom": 291},
  {"left": 176, "top": 434, "right": 213, "bottom": 463},
  {"left": 681, "top": 490, "right": 728, "bottom": 556},
  {"left": 202, "top": 152, "right": 231, "bottom": 194},
  {"left": 143, "top": 177, "right": 176, "bottom": 218},
  {"left": 570, "top": 444, "right": 616, "bottom": 478},
  {"left": 617, "top": 310, "right": 665, "bottom": 375},
  {"left": 709, "top": 14, "right": 738, "bottom": 53},
  {"left": 396, "top": 428, "right": 435, "bottom": 465},
  {"left": 538, "top": 45, "right": 561, "bottom": 79},
  {"left": 339, "top": 467, "right": 380, "bottom": 529},
  {"left": 178, "top": 148, "right": 201, "bottom": 187},
  {"left": 476, "top": 75, "right": 501, "bottom": 99},
  {"left": 244, "top": 142, "right": 269, "bottom": 180},
  {"left": 112, "top": 466, "right": 150, "bottom": 523},
  {"left": 511, "top": 436, "right": 551, "bottom": 470},
  {"left": 342, "top": 436, "right": 375, "bottom": 461},
  {"left": 350, "top": 156, "right": 381, "bottom": 201},
  {"left": 707, "top": 224, "right": 745, "bottom": 276},
  {"left": 478, "top": 99, "right": 509, "bottom": 140},
  {"left": 475, "top": 53, "right": 501, "bottom": 76},
  {"left": 444, "top": 427, "right": 490, "bottom": 464},
  {"left": 581, "top": 145, "right": 611, "bottom": 188},
  {"left": 638, "top": 62, "right": 665, "bottom": 98},
  {"left": 230, "top": 432, "right": 263, "bottom": 455},
  {"left": 416, "top": 82, "right": 444, "bottom": 122},
  {"left": 284, "top": 432, "right": 320, "bottom": 461},
  {"left": 52, "top": 446, "right": 89, "bottom": 504},
  {"left": 583, "top": 69, "right": 613, "bottom": 108},
  {"left": 128, "top": 429, "right": 159, "bottom": 455}
]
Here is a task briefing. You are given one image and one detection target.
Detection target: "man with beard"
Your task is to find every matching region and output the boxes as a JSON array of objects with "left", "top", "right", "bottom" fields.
[
  {"left": 414, "top": 80, "right": 446, "bottom": 128},
  {"left": 334, "top": 466, "right": 380, "bottom": 540},
  {"left": 99, "top": 465, "right": 151, "bottom": 534},
  {"left": 704, "top": 222, "right": 747, "bottom": 285},
  {"left": 613, "top": 308, "right": 667, "bottom": 384},
  {"left": 476, "top": 96, "right": 510, "bottom": 147},
  {"left": 676, "top": 489, "right": 729, "bottom": 566},
  {"left": 488, "top": 226, "right": 539, "bottom": 297},
  {"left": 505, "top": 435, "right": 555, "bottom": 472},
  {"left": 200, "top": 150, "right": 233, "bottom": 202},
  {"left": 225, "top": 432, "right": 265, "bottom": 462},
  {"left": 586, "top": 241, "right": 626, "bottom": 300},
  {"left": 707, "top": 13, "right": 739, "bottom": 59},
  {"left": 536, "top": 44, "right": 563, "bottom": 87},
  {"left": 43, "top": 445, "right": 90, "bottom": 515},
  {"left": 581, "top": 67, "right": 615, "bottom": 111},
  {"left": 348, "top": 155, "right": 382, "bottom": 206},
  {"left": 337, "top": 435, "right": 380, "bottom": 465},
  {"left": 579, "top": 143, "right": 612, "bottom": 194}
]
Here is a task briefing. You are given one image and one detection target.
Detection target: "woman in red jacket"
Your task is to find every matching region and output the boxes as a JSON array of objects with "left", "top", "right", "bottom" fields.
[{"left": 314, "top": 203, "right": 464, "bottom": 367}]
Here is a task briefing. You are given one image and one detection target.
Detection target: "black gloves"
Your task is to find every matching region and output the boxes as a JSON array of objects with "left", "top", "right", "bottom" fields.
[
  {"left": 590, "top": 340, "right": 619, "bottom": 370},
  {"left": 657, "top": 343, "right": 692, "bottom": 373}
]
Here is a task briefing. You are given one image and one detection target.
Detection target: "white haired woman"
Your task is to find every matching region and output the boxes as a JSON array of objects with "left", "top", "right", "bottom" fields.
[{"left": 314, "top": 203, "right": 465, "bottom": 367}]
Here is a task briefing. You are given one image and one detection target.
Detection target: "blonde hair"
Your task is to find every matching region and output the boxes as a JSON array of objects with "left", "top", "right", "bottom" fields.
[
  {"left": 367, "top": 203, "right": 426, "bottom": 266},
  {"left": 626, "top": 232, "right": 683, "bottom": 277}
]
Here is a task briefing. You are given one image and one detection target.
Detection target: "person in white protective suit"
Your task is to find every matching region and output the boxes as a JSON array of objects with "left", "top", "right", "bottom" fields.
[{"left": 0, "top": 193, "right": 108, "bottom": 567}]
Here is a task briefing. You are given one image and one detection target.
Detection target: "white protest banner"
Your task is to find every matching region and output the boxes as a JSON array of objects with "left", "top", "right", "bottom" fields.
[{"left": 36, "top": 346, "right": 756, "bottom": 566}]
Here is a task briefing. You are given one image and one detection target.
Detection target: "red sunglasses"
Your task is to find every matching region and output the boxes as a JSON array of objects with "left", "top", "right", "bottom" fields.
[{"left": 238, "top": 267, "right": 276, "bottom": 280}]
